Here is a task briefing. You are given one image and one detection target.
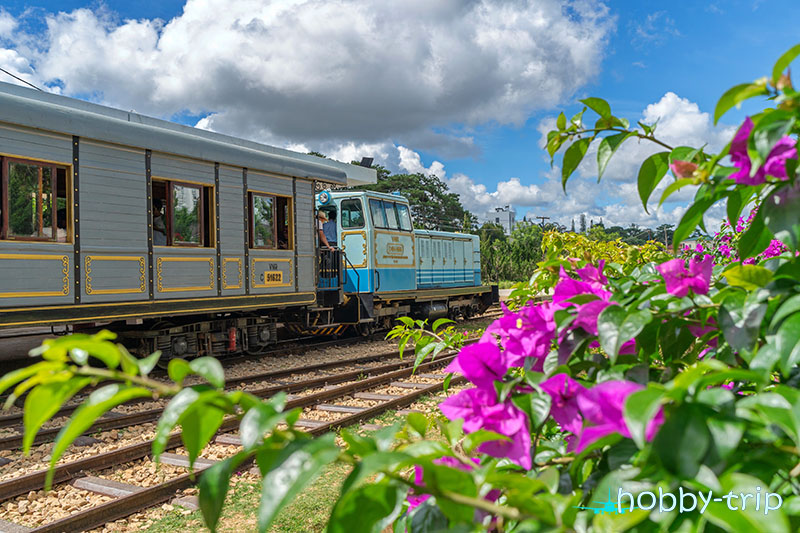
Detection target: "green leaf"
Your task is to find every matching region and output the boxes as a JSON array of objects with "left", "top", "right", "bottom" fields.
[
  {"left": 47, "top": 384, "right": 151, "bottom": 488},
  {"left": 118, "top": 346, "right": 139, "bottom": 376},
  {"left": 180, "top": 400, "right": 226, "bottom": 470},
  {"left": 726, "top": 185, "right": 754, "bottom": 230},
  {"left": 738, "top": 206, "right": 773, "bottom": 259},
  {"left": 772, "top": 43, "right": 800, "bottom": 85},
  {"left": 340, "top": 429, "right": 377, "bottom": 457},
  {"left": 328, "top": 482, "right": 405, "bottom": 533},
  {"left": 0, "top": 363, "right": 60, "bottom": 397},
  {"left": 623, "top": 386, "right": 664, "bottom": 449},
  {"left": 189, "top": 357, "right": 225, "bottom": 389},
  {"left": 198, "top": 451, "right": 248, "bottom": 532},
  {"left": 462, "top": 429, "right": 510, "bottom": 455},
  {"left": 431, "top": 318, "right": 455, "bottom": 333},
  {"left": 23, "top": 377, "right": 91, "bottom": 453},
  {"left": 719, "top": 292, "right": 767, "bottom": 354},
  {"left": 240, "top": 398, "right": 285, "bottom": 451},
  {"left": 653, "top": 403, "right": 710, "bottom": 477},
  {"left": 408, "top": 500, "right": 449, "bottom": 532},
  {"left": 770, "top": 294, "right": 800, "bottom": 330},
  {"left": 556, "top": 111, "right": 566, "bottom": 130},
  {"left": 722, "top": 264, "right": 773, "bottom": 290},
  {"left": 406, "top": 412, "right": 428, "bottom": 437},
  {"left": 714, "top": 83, "right": 769, "bottom": 124},
  {"left": 152, "top": 387, "right": 201, "bottom": 459},
  {"left": 168, "top": 358, "right": 192, "bottom": 385},
  {"left": 597, "top": 305, "right": 652, "bottom": 363},
  {"left": 673, "top": 196, "right": 716, "bottom": 248},
  {"left": 561, "top": 137, "right": 592, "bottom": 191},
  {"left": 580, "top": 97, "right": 611, "bottom": 118},
  {"left": 412, "top": 342, "right": 439, "bottom": 373},
  {"left": 752, "top": 112, "right": 795, "bottom": 162},
  {"left": 137, "top": 350, "right": 162, "bottom": 376},
  {"left": 257, "top": 433, "right": 340, "bottom": 532},
  {"left": 597, "top": 132, "right": 635, "bottom": 181},
  {"left": 774, "top": 313, "right": 800, "bottom": 376},
  {"left": 512, "top": 391, "right": 552, "bottom": 428},
  {"left": 762, "top": 182, "right": 800, "bottom": 252},
  {"left": 658, "top": 178, "right": 695, "bottom": 208},
  {"left": 341, "top": 451, "right": 411, "bottom": 494},
  {"left": 637, "top": 151, "right": 670, "bottom": 212}
]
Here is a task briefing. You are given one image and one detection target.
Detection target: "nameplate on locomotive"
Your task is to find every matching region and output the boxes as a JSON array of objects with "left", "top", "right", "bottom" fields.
[{"left": 261, "top": 271, "right": 283, "bottom": 285}]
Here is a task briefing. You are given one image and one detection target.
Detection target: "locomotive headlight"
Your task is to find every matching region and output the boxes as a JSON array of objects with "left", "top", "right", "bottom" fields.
[
  {"left": 172, "top": 336, "right": 189, "bottom": 356},
  {"left": 257, "top": 326, "right": 271, "bottom": 344}
]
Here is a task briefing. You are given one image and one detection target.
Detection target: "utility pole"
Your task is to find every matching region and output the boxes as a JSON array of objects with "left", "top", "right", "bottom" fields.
[{"left": 536, "top": 216, "right": 550, "bottom": 226}]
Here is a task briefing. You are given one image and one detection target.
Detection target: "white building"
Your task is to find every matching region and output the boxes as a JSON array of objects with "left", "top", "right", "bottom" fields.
[{"left": 486, "top": 205, "right": 516, "bottom": 235}]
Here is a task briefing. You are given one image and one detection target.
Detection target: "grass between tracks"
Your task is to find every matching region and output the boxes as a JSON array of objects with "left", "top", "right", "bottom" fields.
[{"left": 143, "top": 393, "right": 450, "bottom": 533}]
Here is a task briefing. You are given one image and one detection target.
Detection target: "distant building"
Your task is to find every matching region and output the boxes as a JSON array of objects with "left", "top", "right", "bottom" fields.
[{"left": 486, "top": 205, "right": 516, "bottom": 235}]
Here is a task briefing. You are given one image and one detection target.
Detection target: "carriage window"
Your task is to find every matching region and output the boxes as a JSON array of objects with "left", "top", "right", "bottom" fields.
[
  {"left": 2, "top": 158, "right": 69, "bottom": 242},
  {"left": 249, "top": 192, "right": 293, "bottom": 250},
  {"left": 152, "top": 179, "right": 212, "bottom": 247},
  {"left": 340, "top": 199, "right": 364, "bottom": 229},
  {"left": 384, "top": 202, "right": 399, "bottom": 229},
  {"left": 369, "top": 199, "right": 387, "bottom": 228},
  {"left": 396, "top": 203, "right": 412, "bottom": 231}
]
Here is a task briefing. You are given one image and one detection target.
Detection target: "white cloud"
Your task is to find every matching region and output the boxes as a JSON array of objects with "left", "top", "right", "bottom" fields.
[
  {"left": 631, "top": 11, "right": 680, "bottom": 48},
  {"left": 398, "top": 92, "right": 736, "bottom": 231},
  {"left": 0, "top": 0, "right": 615, "bottom": 156}
]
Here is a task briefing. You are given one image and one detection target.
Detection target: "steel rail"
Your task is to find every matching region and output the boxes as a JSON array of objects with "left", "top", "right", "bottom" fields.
[{"left": 0, "top": 351, "right": 459, "bottom": 502}]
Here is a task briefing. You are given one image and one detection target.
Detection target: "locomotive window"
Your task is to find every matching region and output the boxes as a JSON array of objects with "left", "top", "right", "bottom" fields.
[
  {"left": 396, "top": 204, "right": 413, "bottom": 231},
  {"left": 369, "top": 199, "right": 387, "bottom": 228},
  {"left": 384, "top": 202, "right": 399, "bottom": 230},
  {"left": 152, "top": 179, "right": 212, "bottom": 247},
  {"left": 1, "top": 157, "right": 69, "bottom": 242},
  {"left": 249, "top": 192, "right": 293, "bottom": 250},
  {"left": 340, "top": 199, "right": 364, "bottom": 229}
]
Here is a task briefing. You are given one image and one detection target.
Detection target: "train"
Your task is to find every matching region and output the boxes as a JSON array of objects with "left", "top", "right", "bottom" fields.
[{"left": 0, "top": 81, "right": 497, "bottom": 361}]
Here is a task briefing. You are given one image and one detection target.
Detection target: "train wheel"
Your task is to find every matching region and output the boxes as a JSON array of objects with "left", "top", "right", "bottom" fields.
[{"left": 357, "top": 323, "right": 375, "bottom": 337}]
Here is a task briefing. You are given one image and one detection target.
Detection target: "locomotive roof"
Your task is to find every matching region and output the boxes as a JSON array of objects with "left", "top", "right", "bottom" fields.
[
  {"left": 324, "top": 190, "right": 411, "bottom": 203},
  {"left": 0, "top": 81, "right": 376, "bottom": 187}
]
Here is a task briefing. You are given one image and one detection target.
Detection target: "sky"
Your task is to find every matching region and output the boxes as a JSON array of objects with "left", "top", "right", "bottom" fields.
[{"left": 0, "top": 0, "right": 798, "bottom": 230}]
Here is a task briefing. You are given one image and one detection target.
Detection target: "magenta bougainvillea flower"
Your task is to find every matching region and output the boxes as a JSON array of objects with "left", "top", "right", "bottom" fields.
[
  {"left": 439, "top": 387, "right": 532, "bottom": 469},
  {"left": 670, "top": 160, "right": 698, "bottom": 179},
  {"left": 480, "top": 301, "right": 556, "bottom": 369},
  {"left": 539, "top": 374, "right": 585, "bottom": 435},
  {"left": 574, "top": 380, "right": 663, "bottom": 452},
  {"left": 656, "top": 255, "right": 713, "bottom": 297},
  {"left": 539, "top": 375, "right": 664, "bottom": 452},
  {"left": 729, "top": 117, "right": 798, "bottom": 185},
  {"left": 553, "top": 266, "right": 612, "bottom": 306}
]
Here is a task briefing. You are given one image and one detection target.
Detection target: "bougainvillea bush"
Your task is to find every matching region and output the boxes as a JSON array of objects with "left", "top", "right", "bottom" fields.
[{"left": 3, "top": 46, "right": 800, "bottom": 533}]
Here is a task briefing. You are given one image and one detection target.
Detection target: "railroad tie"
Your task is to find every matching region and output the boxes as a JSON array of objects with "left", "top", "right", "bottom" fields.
[
  {"left": 314, "top": 404, "right": 366, "bottom": 414},
  {"left": 159, "top": 453, "right": 218, "bottom": 470},
  {"left": 294, "top": 419, "right": 328, "bottom": 429},
  {"left": 395, "top": 409, "right": 424, "bottom": 416},
  {"left": 0, "top": 519, "right": 32, "bottom": 533},
  {"left": 72, "top": 476, "right": 145, "bottom": 498},
  {"left": 389, "top": 381, "right": 431, "bottom": 390},
  {"left": 414, "top": 373, "right": 444, "bottom": 380},
  {"left": 360, "top": 424, "right": 386, "bottom": 431},
  {"left": 171, "top": 495, "right": 200, "bottom": 511},
  {"left": 353, "top": 392, "right": 402, "bottom": 401},
  {"left": 0, "top": 457, "right": 11, "bottom": 467},
  {"left": 214, "top": 434, "right": 243, "bottom": 446}
]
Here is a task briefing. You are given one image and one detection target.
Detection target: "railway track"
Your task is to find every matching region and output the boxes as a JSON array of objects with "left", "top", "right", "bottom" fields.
[{"left": 0, "top": 351, "right": 465, "bottom": 532}]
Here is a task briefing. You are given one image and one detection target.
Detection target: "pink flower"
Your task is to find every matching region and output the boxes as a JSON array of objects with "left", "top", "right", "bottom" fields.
[
  {"left": 718, "top": 244, "right": 731, "bottom": 258},
  {"left": 439, "top": 388, "right": 532, "bottom": 469},
  {"left": 762, "top": 239, "right": 788, "bottom": 259},
  {"left": 407, "top": 456, "right": 478, "bottom": 511},
  {"left": 574, "top": 381, "right": 664, "bottom": 453},
  {"left": 481, "top": 302, "right": 556, "bottom": 370},
  {"left": 729, "top": 117, "right": 797, "bottom": 185},
  {"left": 743, "top": 257, "right": 757, "bottom": 265},
  {"left": 656, "top": 255, "right": 714, "bottom": 297},
  {"left": 539, "top": 374, "right": 585, "bottom": 435},
  {"left": 553, "top": 267, "right": 612, "bottom": 305},
  {"left": 670, "top": 160, "right": 698, "bottom": 179}
]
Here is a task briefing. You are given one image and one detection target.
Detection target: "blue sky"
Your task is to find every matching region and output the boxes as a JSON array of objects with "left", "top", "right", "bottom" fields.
[{"left": 1, "top": 0, "right": 798, "bottom": 228}]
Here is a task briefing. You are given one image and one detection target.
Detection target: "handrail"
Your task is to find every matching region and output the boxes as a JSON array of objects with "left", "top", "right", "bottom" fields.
[{"left": 341, "top": 251, "right": 361, "bottom": 322}]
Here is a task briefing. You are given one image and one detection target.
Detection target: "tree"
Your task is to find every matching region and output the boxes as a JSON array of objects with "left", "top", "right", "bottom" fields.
[{"left": 353, "top": 167, "right": 476, "bottom": 232}]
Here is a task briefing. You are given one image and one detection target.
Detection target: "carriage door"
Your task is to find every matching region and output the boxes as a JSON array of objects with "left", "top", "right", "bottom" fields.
[{"left": 339, "top": 198, "right": 368, "bottom": 293}]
